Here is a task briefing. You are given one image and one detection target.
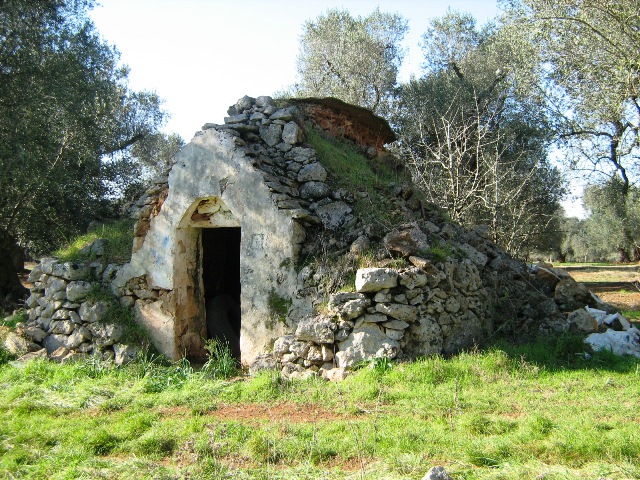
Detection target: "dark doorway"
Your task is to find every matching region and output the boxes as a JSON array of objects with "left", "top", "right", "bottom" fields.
[{"left": 202, "top": 227, "right": 241, "bottom": 359}]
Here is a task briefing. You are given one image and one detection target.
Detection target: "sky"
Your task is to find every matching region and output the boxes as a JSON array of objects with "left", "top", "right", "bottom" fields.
[
  {"left": 90, "top": 0, "right": 585, "bottom": 218},
  {"left": 90, "top": 0, "right": 501, "bottom": 140}
]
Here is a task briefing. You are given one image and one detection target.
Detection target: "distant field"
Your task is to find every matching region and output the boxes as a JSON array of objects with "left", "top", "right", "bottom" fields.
[{"left": 553, "top": 263, "right": 640, "bottom": 321}]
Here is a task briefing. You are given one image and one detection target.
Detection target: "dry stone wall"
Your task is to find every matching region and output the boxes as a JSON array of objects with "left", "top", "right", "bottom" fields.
[
  {"left": 9, "top": 94, "right": 639, "bottom": 372},
  {"left": 8, "top": 257, "right": 140, "bottom": 365}
]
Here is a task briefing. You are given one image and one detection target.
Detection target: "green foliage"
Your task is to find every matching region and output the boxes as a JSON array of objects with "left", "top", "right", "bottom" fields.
[
  {"left": 199, "top": 338, "right": 238, "bottom": 379},
  {"left": 2, "top": 309, "right": 27, "bottom": 329},
  {"left": 501, "top": 0, "right": 640, "bottom": 193},
  {"left": 424, "top": 243, "right": 456, "bottom": 263},
  {"left": 0, "top": 0, "right": 167, "bottom": 257},
  {"left": 53, "top": 219, "right": 135, "bottom": 264},
  {"left": 294, "top": 8, "right": 408, "bottom": 114},
  {"left": 392, "top": 10, "right": 565, "bottom": 257}
]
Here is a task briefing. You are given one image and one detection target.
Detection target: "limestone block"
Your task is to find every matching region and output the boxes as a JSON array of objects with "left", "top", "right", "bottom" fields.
[
  {"left": 285, "top": 146, "right": 315, "bottom": 163},
  {"left": 422, "top": 466, "right": 453, "bottom": 480},
  {"left": 66, "top": 281, "right": 93, "bottom": 302},
  {"left": 52, "top": 262, "right": 90, "bottom": 281},
  {"left": 399, "top": 267, "right": 428, "bottom": 289},
  {"left": 349, "top": 235, "right": 370, "bottom": 255},
  {"left": 4, "top": 332, "right": 34, "bottom": 355},
  {"left": 383, "top": 319, "right": 410, "bottom": 330},
  {"left": 306, "top": 345, "right": 324, "bottom": 363},
  {"left": 297, "top": 162, "right": 327, "bottom": 182},
  {"left": 335, "top": 323, "right": 399, "bottom": 368},
  {"left": 255, "top": 96, "right": 274, "bottom": 108},
  {"left": 26, "top": 293, "right": 43, "bottom": 309},
  {"left": 375, "top": 303, "right": 417, "bottom": 322},
  {"left": 113, "top": 344, "right": 139, "bottom": 366},
  {"left": 315, "top": 201, "right": 353, "bottom": 230},
  {"left": 282, "top": 121, "right": 303, "bottom": 144},
  {"left": 444, "top": 297, "right": 461, "bottom": 314},
  {"left": 567, "top": 309, "right": 599, "bottom": 333},
  {"left": 355, "top": 268, "right": 398, "bottom": 292},
  {"left": 458, "top": 243, "right": 488, "bottom": 267},
  {"left": 269, "top": 107, "right": 294, "bottom": 121},
  {"left": 374, "top": 291, "right": 392, "bottom": 303},
  {"left": 295, "top": 315, "right": 335, "bottom": 344},
  {"left": 43, "top": 334, "right": 69, "bottom": 354},
  {"left": 383, "top": 227, "right": 429, "bottom": 257},
  {"left": 27, "top": 265, "right": 43, "bottom": 283},
  {"left": 79, "top": 300, "right": 111, "bottom": 323},
  {"left": 362, "top": 313, "right": 388, "bottom": 323},
  {"left": 273, "top": 335, "right": 297, "bottom": 356},
  {"left": 321, "top": 367, "right": 350, "bottom": 381},
  {"left": 88, "top": 323, "right": 124, "bottom": 347},
  {"left": 224, "top": 113, "right": 249, "bottom": 124},
  {"left": 299, "top": 181, "right": 330, "bottom": 199},
  {"left": 45, "top": 277, "right": 68, "bottom": 296},
  {"left": 403, "top": 316, "right": 443, "bottom": 357},
  {"left": 259, "top": 124, "right": 283, "bottom": 147},
  {"left": 24, "top": 326, "right": 47, "bottom": 343},
  {"left": 69, "top": 311, "right": 82, "bottom": 324},
  {"left": 385, "top": 328, "right": 405, "bottom": 340},
  {"left": 40, "top": 257, "right": 58, "bottom": 275},
  {"left": 235, "top": 95, "right": 255, "bottom": 112},
  {"left": 328, "top": 292, "right": 370, "bottom": 317},
  {"left": 50, "top": 320, "right": 74, "bottom": 335}
]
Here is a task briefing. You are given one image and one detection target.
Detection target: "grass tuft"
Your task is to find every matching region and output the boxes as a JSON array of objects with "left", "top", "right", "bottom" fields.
[{"left": 54, "top": 219, "right": 134, "bottom": 264}]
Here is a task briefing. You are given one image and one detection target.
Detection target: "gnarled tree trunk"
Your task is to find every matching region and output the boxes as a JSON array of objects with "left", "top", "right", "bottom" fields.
[{"left": 0, "top": 232, "right": 28, "bottom": 311}]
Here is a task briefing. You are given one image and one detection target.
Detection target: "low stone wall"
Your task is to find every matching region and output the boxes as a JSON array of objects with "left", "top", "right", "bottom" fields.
[{"left": 7, "top": 257, "right": 139, "bottom": 365}]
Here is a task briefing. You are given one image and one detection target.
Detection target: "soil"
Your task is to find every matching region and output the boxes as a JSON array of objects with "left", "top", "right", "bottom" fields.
[
  {"left": 557, "top": 264, "right": 640, "bottom": 316},
  {"left": 159, "top": 402, "right": 352, "bottom": 425}
]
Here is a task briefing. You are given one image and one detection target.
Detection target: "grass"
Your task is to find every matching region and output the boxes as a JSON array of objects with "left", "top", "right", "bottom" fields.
[
  {"left": 306, "top": 127, "right": 407, "bottom": 229},
  {"left": 53, "top": 219, "right": 135, "bottom": 264},
  {"left": 0, "top": 335, "right": 639, "bottom": 479}
]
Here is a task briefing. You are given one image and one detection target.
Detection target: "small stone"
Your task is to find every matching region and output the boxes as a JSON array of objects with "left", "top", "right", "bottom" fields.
[
  {"left": 422, "top": 466, "right": 454, "bottom": 480},
  {"left": 383, "top": 319, "right": 410, "bottom": 330},
  {"left": 374, "top": 291, "right": 392, "bottom": 303},
  {"left": 113, "top": 344, "right": 139, "bottom": 366},
  {"left": 259, "top": 124, "right": 283, "bottom": 147},
  {"left": 297, "top": 162, "right": 327, "bottom": 182},
  {"left": 282, "top": 121, "right": 303, "bottom": 144},
  {"left": 270, "top": 108, "right": 294, "bottom": 121},
  {"left": 295, "top": 315, "right": 334, "bottom": 344},
  {"left": 375, "top": 303, "right": 418, "bottom": 322},
  {"left": 66, "top": 281, "right": 93, "bottom": 302},
  {"left": 385, "top": 328, "right": 404, "bottom": 340},
  {"left": 355, "top": 268, "right": 398, "bottom": 293},
  {"left": 299, "top": 181, "right": 330, "bottom": 199}
]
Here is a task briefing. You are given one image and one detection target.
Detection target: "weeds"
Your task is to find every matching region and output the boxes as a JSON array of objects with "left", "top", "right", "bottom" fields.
[
  {"left": 54, "top": 219, "right": 134, "bottom": 264},
  {"left": 199, "top": 338, "right": 238, "bottom": 379}
]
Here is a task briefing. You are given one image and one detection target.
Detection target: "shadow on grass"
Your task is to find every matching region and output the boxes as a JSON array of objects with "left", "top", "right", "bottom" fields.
[{"left": 487, "top": 333, "right": 639, "bottom": 374}]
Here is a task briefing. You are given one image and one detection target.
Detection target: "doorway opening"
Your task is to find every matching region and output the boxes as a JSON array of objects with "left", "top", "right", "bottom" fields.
[{"left": 202, "top": 227, "right": 241, "bottom": 359}]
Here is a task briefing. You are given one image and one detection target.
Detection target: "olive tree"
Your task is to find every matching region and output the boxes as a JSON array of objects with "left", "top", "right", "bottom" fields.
[
  {"left": 0, "top": 0, "right": 167, "bottom": 308},
  {"left": 392, "top": 11, "right": 565, "bottom": 256},
  {"left": 294, "top": 8, "right": 408, "bottom": 114}
]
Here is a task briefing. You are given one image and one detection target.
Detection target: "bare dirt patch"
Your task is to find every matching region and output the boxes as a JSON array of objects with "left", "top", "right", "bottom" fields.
[
  {"left": 208, "top": 402, "right": 350, "bottom": 424},
  {"left": 158, "top": 402, "right": 351, "bottom": 424},
  {"left": 557, "top": 264, "right": 640, "bottom": 317}
]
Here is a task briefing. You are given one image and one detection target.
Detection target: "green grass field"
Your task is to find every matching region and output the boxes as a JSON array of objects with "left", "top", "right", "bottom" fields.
[{"left": 1, "top": 335, "right": 639, "bottom": 480}]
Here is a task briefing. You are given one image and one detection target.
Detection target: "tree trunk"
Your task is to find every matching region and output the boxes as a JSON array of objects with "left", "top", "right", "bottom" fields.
[
  {"left": 633, "top": 245, "right": 640, "bottom": 263},
  {"left": 617, "top": 247, "right": 631, "bottom": 263},
  {"left": 0, "top": 233, "right": 28, "bottom": 311}
]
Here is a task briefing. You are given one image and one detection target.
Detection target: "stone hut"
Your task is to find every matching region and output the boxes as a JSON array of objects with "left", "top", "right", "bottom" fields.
[
  {"left": 17, "top": 94, "right": 636, "bottom": 375},
  {"left": 112, "top": 95, "right": 406, "bottom": 367}
]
